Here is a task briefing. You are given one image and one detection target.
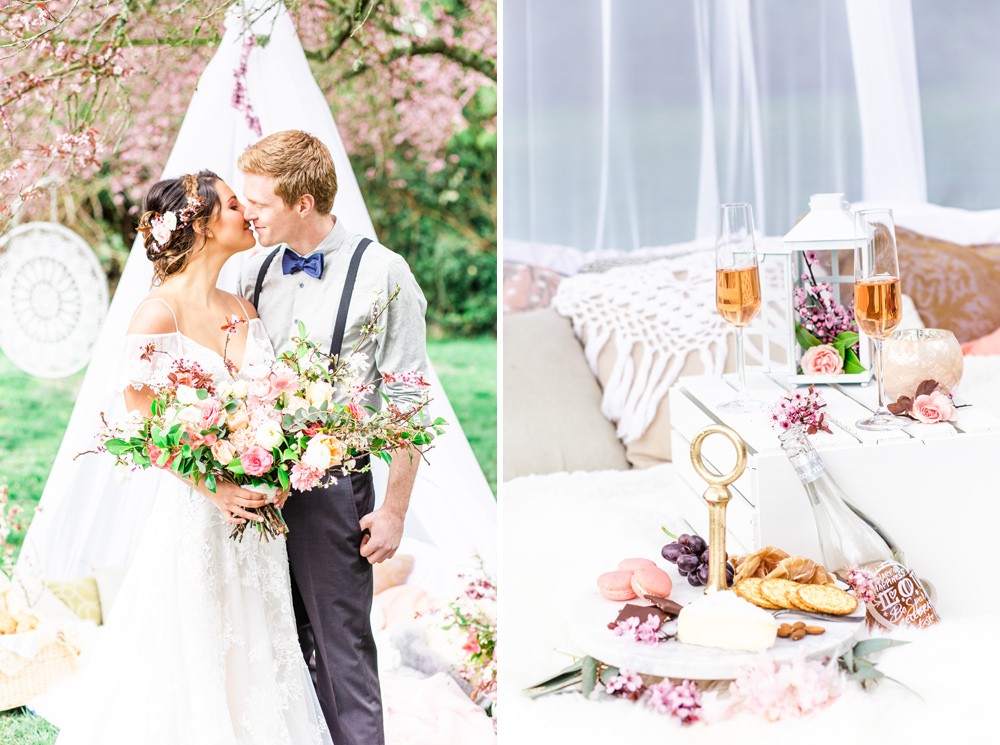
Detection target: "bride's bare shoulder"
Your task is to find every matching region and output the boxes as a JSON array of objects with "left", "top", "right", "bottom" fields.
[
  {"left": 223, "top": 290, "right": 260, "bottom": 320},
  {"left": 127, "top": 294, "right": 179, "bottom": 335}
]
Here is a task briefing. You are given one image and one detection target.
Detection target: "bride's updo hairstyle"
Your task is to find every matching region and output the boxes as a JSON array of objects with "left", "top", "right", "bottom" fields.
[{"left": 136, "top": 170, "right": 222, "bottom": 284}]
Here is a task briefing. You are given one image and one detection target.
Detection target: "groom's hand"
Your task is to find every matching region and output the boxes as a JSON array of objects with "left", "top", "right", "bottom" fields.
[{"left": 358, "top": 507, "right": 404, "bottom": 564}]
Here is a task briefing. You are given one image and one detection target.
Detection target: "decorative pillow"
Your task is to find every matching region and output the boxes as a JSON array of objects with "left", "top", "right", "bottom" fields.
[
  {"left": 373, "top": 584, "right": 435, "bottom": 630},
  {"left": 502, "top": 307, "right": 630, "bottom": 480},
  {"left": 894, "top": 227, "right": 1000, "bottom": 344},
  {"left": 502, "top": 261, "right": 565, "bottom": 315},
  {"left": 373, "top": 554, "right": 415, "bottom": 596},
  {"left": 45, "top": 576, "right": 102, "bottom": 624}
]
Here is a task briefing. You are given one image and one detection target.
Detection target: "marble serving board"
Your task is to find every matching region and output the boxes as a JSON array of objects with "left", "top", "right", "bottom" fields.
[{"left": 566, "top": 586, "right": 864, "bottom": 681}]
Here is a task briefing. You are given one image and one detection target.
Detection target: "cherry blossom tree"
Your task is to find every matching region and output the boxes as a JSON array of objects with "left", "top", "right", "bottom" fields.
[{"left": 0, "top": 1, "right": 496, "bottom": 331}]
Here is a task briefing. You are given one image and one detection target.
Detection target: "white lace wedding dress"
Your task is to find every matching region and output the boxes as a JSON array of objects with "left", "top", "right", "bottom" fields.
[{"left": 52, "top": 317, "right": 333, "bottom": 745}]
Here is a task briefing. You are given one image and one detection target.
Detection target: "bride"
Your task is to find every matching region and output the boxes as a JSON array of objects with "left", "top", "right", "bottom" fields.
[{"left": 53, "top": 171, "right": 332, "bottom": 744}]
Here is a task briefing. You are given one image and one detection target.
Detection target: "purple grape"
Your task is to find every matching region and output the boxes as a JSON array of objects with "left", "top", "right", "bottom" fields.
[
  {"left": 687, "top": 571, "right": 704, "bottom": 587},
  {"left": 700, "top": 549, "right": 711, "bottom": 564},
  {"left": 697, "top": 563, "right": 710, "bottom": 583},
  {"left": 687, "top": 535, "right": 707, "bottom": 554},
  {"left": 677, "top": 554, "right": 700, "bottom": 575},
  {"left": 677, "top": 534, "right": 692, "bottom": 547},
  {"left": 661, "top": 543, "right": 684, "bottom": 563}
]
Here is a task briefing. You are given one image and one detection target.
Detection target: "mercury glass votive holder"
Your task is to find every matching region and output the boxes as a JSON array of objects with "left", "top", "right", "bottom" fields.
[{"left": 882, "top": 328, "right": 963, "bottom": 401}]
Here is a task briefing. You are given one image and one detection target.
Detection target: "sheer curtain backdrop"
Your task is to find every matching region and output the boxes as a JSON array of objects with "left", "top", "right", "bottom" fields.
[{"left": 504, "top": 0, "right": 1000, "bottom": 266}]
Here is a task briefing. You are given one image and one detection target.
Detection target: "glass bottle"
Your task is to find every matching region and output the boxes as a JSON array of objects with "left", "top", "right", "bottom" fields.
[
  {"left": 778, "top": 424, "right": 938, "bottom": 629},
  {"left": 779, "top": 425, "right": 893, "bottom": 578}
]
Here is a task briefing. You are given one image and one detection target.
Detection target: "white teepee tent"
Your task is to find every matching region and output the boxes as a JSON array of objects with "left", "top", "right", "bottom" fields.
[{"left": 17, "top": 1, "right": 496, "bottom": 594}]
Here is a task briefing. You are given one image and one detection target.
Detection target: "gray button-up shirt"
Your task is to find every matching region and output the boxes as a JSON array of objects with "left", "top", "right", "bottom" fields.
[{"left": 237, "top": 219, "right": 428, "bottom": 411}]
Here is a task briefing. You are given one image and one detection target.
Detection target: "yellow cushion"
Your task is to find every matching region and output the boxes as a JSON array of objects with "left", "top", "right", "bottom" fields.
[{"left": 45, "top": 576, "right": 102, "bottom": 624}]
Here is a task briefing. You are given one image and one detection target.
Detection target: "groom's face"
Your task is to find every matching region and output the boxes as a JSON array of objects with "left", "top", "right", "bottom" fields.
[{"left": 242, "top": 173, "right": 298, "bottom": 248}]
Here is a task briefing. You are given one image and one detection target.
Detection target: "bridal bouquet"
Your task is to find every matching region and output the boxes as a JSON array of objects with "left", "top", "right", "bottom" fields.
[{"left": 91, "top": 296, "right": 444, "bottom": 541}]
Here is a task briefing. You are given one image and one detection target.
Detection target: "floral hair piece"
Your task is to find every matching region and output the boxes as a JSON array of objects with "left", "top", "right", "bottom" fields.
[{"left": 140, "top": 194, "right": 205, "bottom": 252}]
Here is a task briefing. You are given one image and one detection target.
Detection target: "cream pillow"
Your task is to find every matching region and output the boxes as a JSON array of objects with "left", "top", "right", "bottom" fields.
[{"left": 503, "top": 308, "right": 630, "bottom": 480}]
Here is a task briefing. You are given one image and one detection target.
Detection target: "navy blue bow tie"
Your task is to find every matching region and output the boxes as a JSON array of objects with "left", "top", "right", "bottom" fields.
[{"left": 282, "top": 250, "right": 324, "bottom": 279}]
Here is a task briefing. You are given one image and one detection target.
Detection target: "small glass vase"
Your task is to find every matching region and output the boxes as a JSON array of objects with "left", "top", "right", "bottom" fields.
[{"left": 882, "top": 328, "right": 963, "bottom": 401}]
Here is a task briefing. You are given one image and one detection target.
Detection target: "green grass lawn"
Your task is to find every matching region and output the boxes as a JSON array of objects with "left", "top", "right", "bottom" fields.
[
  {"left": 427, "top": 336, "right": 498, "bottom": 495},
  {"left": 0, "top": 336, "right": 495, "bottom": 739}
]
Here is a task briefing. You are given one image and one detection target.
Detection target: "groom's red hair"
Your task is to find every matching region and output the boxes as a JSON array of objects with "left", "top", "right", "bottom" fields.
[{"left": 238, "top": 130, "right": 338, "bottom": 213}]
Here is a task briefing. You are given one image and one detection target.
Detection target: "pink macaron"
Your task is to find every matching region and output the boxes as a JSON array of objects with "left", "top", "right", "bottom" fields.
[
  {"left": 617, "top": 557, "right": 657, "bottom": 573},
  {"left": 630, "top": 566, "right": 673, "bottom": 600},
  {"left": 597, "top": 570, "right": 637, "bottom": 601}
]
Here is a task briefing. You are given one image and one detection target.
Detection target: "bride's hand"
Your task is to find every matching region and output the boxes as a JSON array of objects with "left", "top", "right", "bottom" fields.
[
  {"left": 274, "top": 488, "right": 290, "bottom": 510},
  {"left": 197, "top": 481, "right": 267, "bottom": 525}
]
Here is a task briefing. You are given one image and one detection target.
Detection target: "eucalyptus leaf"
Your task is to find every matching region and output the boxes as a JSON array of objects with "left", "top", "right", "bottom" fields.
[
  {"left": 581, "top": 656, "right": 598, "bottom": 697},
  {"left": 852, "top": 637, "right": 910, "bottom": 659}
]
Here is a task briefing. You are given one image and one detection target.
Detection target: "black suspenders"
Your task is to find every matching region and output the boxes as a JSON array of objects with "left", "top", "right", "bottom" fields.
[{"left": 251, "top": 238, "right": 373, "bottom": 360}]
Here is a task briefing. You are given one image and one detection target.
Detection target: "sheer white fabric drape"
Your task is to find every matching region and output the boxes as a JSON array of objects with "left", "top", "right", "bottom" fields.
[{"left": 505, "top": 0, "right": 1000, "bottom": 262}]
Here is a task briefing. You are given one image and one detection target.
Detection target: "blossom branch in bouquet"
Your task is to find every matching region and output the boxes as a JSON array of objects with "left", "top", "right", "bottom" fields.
[{"left": 794, "top": 252, "right": 865, "bottom": 375}]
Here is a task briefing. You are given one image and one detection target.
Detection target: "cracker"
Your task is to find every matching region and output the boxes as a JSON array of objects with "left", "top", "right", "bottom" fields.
[
  {"left": 796, "top": 583, "right": 859, "bottom": 616},
  {"left": 733, "top": 578, "right": 781, "bottom": 610},
  {"left": 759, "top": 578, "right": 812, "bottom": 611}
]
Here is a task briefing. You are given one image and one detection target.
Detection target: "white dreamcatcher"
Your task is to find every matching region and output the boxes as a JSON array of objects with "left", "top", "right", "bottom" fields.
[{"left": 0, "top": 221, "right": 109, "bottom": 378}]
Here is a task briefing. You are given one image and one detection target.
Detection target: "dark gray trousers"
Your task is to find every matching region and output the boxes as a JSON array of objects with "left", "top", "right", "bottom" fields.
[{"left": 284, "top": 458, "right": 384, "bottom": 745}]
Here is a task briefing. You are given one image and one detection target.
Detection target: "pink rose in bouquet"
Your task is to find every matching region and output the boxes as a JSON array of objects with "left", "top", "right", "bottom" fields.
[
  {"left": 241, "top": 445, "right": 274, "bottom": 476},
  {"left": 800, "top": 344, "right": 844, "bottom": 376}
]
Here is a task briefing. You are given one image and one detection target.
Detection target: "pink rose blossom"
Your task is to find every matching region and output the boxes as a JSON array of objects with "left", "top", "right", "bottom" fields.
[
  {"left": 347, "top": 401, "right": 367, "bottom": 420},
  {"left": 269, "top": 363, "right": 300, "bottom": 394},
  {"left": 199, "top": 398, "right": 224, "bottom": 429},
  {"left": 912, "top": 390, "right": 957, "bottom": 423},
  {"left": 249, "top": 378, "right": 279, "bottom": 401},
  {"left": 800, "top": 344, "right": 844, "bottom": 376},
  {"left": 290, "top": 462, "right": 323, "bottom": 491},
  {"left": 241, "top": 445, "right": 274, "bottom": 476}
]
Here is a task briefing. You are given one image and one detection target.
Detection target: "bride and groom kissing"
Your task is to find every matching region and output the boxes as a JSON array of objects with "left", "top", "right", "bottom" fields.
[{"left": 54, "top": 130, "right": 427, "bottom": 744}]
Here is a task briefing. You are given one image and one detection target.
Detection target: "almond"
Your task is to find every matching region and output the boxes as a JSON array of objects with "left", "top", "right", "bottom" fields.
[
  {"left": 805, "top": 625, "right": 825, "bottom": 635},
  {"left": 790, "top": 628, "right": 806, "bottom": 641}
]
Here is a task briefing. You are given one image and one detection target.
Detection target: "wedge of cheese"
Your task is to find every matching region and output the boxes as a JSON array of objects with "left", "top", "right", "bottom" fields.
[{"left": 677, "top": 590, "right": 778, "bottom": 652}]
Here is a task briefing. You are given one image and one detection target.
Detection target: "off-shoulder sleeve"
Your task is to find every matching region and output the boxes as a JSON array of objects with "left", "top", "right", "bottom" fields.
[{"left": 118, "top": 333, "right": 184, "bottom": 392}]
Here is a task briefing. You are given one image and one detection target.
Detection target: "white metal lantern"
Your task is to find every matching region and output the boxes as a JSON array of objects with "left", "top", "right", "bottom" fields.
[{"left": 748, "top": 194, "right": 873, "bottom": 384}]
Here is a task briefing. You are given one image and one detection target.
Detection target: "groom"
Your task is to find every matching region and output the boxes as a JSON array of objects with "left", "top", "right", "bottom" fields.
[{"left": 236, "top": 130, "right": 427, "bottom": 745}]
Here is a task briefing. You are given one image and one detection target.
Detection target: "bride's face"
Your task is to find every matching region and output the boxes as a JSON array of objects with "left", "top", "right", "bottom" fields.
[{"left": 208, "top": 180, "right": 256, "bottom": 253}]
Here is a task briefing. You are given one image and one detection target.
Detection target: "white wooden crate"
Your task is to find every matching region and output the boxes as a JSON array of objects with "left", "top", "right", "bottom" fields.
[{"left": 668, "top": 372, "right": 1000, "bottom": 616}]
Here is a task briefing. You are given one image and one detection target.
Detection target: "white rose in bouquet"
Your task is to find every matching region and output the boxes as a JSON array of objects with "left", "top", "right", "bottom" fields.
[
  {"left": 284, "top": 395, "right": 310, "bottom": 414},
  {"left": 302, "top": 436, "right": 333, "bottom": 470},
  {"left": 177, "top": 405, "right": 202, "bottom": 424},
  {"left": 230, "top": 380, "right": 249, "bottom": 399},
  {"left": 306, "top": 380, "right": 335, "bottom": 407},
  {"left": 176, "top": 385, "right": 201, "bottom": 405},
  {"left": 255, "top": 421, "right": 284, "bottom": 450}
]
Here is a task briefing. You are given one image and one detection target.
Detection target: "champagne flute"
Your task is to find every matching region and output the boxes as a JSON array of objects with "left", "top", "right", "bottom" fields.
[
  {"left": 716, "top": 203, "right": 764, "bottom": 411},
  {"left": 853, "top": 208, "right": 908, "bottom": 430}
]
